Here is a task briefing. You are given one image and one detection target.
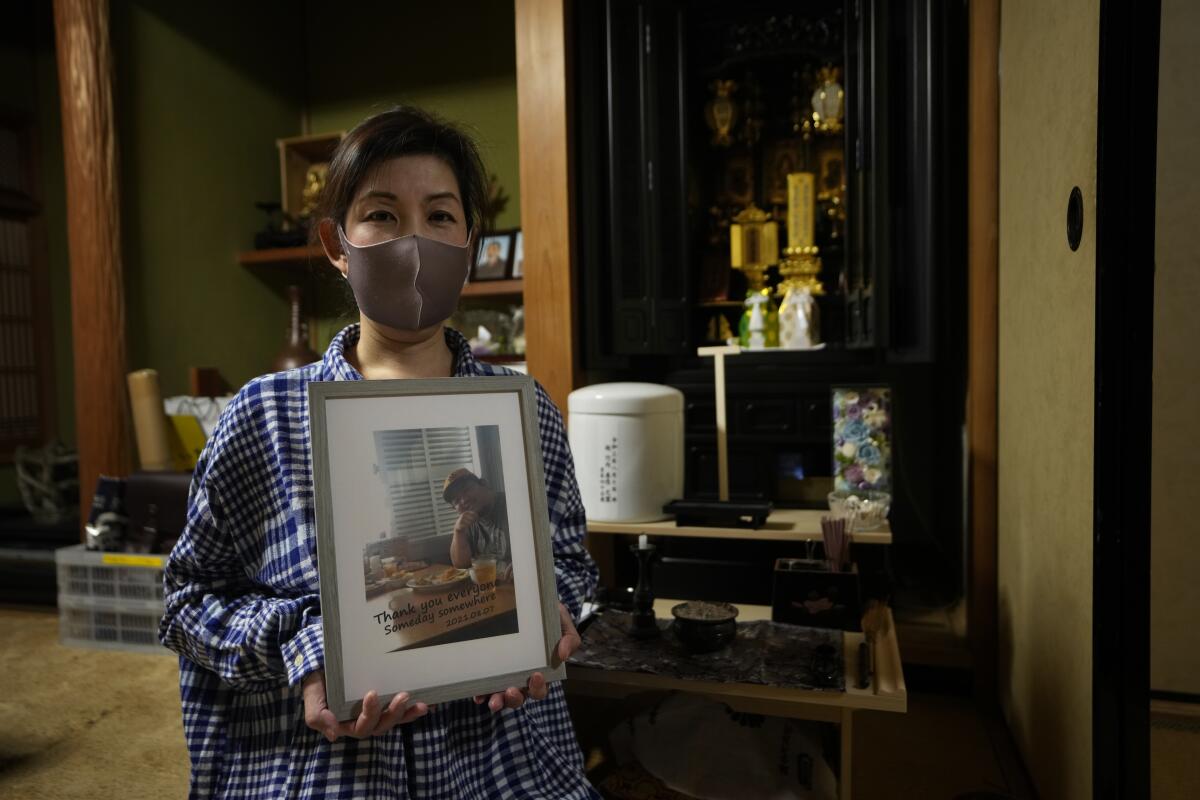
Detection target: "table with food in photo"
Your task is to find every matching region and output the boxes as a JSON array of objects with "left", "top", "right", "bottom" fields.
[{"left": 365, "top": 561, "right": 517, "bottom": 652}]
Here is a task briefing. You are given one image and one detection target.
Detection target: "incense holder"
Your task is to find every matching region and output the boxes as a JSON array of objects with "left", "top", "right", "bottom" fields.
[{"left": 771, "top": 558, "right": 862, "bottom": 631}]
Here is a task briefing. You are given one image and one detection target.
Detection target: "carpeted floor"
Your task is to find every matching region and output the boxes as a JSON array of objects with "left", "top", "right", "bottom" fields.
[
  {"left": 0, "top": 605, "right": 190, "bottom": 799},
  {"left": 2, "top": 603, "right": 1195, "bottom": 799}
]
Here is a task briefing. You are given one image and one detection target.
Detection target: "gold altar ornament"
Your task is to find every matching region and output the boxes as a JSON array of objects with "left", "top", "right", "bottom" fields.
[
  {"left": 778, "top": 244, "right": 825, "bottom": 297},
  {"left": 299, "top": 162, "right": 329, "bottom": 219},
  {"left": 811, "top": 66, "right": 844, "bottom": 134},
  {"left": 729, "top": 204, "right": 779, "bottom": 293},
  {"left": 786, "top": 173, "right": 816, "bottom": 250},
  {"left": 705, "top": 80, "right": 739, "bottom": 147}
]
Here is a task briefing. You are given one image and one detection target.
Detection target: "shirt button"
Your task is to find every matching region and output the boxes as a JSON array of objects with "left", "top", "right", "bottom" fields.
[{"left": 294, "top": 654, "right": 303, "bottom": 668}]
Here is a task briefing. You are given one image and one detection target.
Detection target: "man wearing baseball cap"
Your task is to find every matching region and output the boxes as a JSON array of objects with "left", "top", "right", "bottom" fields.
[{"left": 443, "top": 468, "right": 511, "bottom": 569}]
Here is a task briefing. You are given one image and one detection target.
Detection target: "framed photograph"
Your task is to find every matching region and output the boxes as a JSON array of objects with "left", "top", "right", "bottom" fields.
[
  {"left": 473, "top": 231, "right": 513, "bottom": 281},
  {"left": 510, "top": 230, "right": 524, "bottom": 278},
  {"left": 308, "top": 376, "right": 563, "bottom": 719}
]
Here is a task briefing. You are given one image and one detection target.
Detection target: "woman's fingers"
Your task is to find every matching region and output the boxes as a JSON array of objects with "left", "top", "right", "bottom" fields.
[
  {"left": 504, "top": 687, "right": 525, "bottom": 709},
  {"left": 479, "top": 677, "right": 549, "bottom": 714},
  {"left": 350, "top": 690, "right": 383, "bottom": 738},
  {"left": 527, "top": 671, "right": 548, "bottom": 701},
  {"left": 301, "top": 671, "right": 344, "bottom": 742},
  {"left": 398, "top": 702, "right": 430, "bottom": 724},
  {"left": 306, "top": 686, "right": 430, "bottom": 742},
  {"left": 317, "top": 709, "right": 343, "bottom": 743},
  {"left": 369, "top": 691, "right": 411, "bottom": 736},
  {"left": 555, "top": 602, "right": 582, "bottom": 664}
]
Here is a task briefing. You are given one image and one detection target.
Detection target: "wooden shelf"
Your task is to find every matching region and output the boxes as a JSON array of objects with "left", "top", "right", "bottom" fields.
[
  {"left": 586, "top": 508, "right": 891, "bottom": 545},
  {"left": 478, "top": 354, "right": 526, "bottom": 365},
  {"left": 462, "top": 279, "right": 523, "bottom": 298},
  {"left": 567, "top": 603, "right": 906, "bottom": 716},
  {"left": 238, "top": 245, "right": 325, "bottom": 267}
]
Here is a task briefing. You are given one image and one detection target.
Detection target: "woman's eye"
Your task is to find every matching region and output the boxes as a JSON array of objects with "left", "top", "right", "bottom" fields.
[
  {"left": 430, "top": 210, "right": 456, "bottom": 224},
  {"left": 365, "top": 209, "right": 395, "bottom": 222}
]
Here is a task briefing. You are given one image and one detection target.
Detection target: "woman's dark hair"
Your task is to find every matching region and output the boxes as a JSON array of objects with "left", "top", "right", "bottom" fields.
[{"left": 313, "top": 106, "right": 488, "bottom": 239}]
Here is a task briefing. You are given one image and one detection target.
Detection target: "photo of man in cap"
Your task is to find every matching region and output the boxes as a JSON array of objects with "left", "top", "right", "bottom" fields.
[{"left": 444, "top": 467, "right": 512, "bottom": 570}]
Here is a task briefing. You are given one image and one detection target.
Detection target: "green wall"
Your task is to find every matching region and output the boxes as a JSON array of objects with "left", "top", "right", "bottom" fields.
[
  {"left": 302, "top": 0, "right": 523, "bottom": 347},
  {"left": 303, "top": 1, "right": 521, "bottom": 230},
  {"left": 112, "top": 0, "right": 522, "bottom": 383},
  {"left": 1, "top": 1, "right": 521, "bottom": 507},
  {"left": 113, "top": 1, "right": 305, "bottom": 397}
]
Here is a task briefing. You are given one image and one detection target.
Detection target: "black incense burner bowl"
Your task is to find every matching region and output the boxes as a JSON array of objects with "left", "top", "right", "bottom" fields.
[{"left": 670, "top": 601, "right": 739, "bottom": 653}]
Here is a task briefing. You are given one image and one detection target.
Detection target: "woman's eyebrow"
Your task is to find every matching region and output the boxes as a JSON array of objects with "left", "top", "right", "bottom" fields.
[
  {"left": 361, "top": 190, "right": 398, "bottom": 201},
  {"left": 426, "top": 191, "right": 461, "bottom": 204}
]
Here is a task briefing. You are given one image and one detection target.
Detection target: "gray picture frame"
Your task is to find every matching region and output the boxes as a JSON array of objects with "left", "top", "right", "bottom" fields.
[{"left": 308, "top": 376, "right": 565, "bottom": 720}]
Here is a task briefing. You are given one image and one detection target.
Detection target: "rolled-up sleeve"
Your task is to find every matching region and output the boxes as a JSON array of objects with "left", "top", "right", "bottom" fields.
[
  {"left": 159, "top": 391, "right": 324, "bottom": 693},
  {"left": 534, "top": 383, "right": 599, "bottom": 621}
]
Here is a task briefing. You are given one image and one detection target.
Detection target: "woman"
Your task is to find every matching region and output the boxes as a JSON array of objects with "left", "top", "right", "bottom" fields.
[{"left": 159, "top": 107, "right": 600, "bottom": 799}]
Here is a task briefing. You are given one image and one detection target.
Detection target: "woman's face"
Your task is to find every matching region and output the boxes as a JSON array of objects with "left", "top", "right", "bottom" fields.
[
  {"left": 342, "top": 154, "right": 469, "bottom": 248},
  {"left": 319, "top": 153, "right": 471, "bottom": 344}
]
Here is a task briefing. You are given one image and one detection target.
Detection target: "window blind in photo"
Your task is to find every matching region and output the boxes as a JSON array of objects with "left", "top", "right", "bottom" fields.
[{"left": 374, "top": 427, "right": 478, "bottom": 540}]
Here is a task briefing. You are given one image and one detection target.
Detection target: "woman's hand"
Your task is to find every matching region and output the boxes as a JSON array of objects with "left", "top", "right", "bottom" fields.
[
  {"left": 302, "top": 670, "right": 429, "bottom": 743},
  {"left": 474, "top": 602, "right": 582, "bottom": 713}
]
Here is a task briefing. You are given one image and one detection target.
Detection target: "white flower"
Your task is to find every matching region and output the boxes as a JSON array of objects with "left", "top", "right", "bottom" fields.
[
  {"left": 864, "top": 409, "right": 888, "bottom": 428},
  {"left": 864, "top": 468, "right": 882, "bottom": 484},
  {"left": 840, "top": 442, "right": 858, "bottom": 458},
  {"left": 843, "top": 391, "right": 860, "bottom": 405}
]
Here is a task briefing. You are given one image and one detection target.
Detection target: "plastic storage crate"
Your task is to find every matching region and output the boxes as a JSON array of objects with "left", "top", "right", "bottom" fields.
[
  {"left": 58, "top": 595, "right": 167, "bottom": 655},
  {"left": 56, "top": 544, "right": 166, "bottom": 604},
  {"left": 55, "top": 544, "right": 169, "bottom": 655}
]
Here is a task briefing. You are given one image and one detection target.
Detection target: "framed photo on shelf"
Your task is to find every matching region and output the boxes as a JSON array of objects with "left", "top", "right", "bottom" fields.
[
  {"left": 473, "top": 231, "right": 514, "bottom": 281},
  {"left": 511, "top": 230, "right": 524, "bottom": 278},
  {"left": 308, "top": 376, "right": 564, "bottom": 719}
]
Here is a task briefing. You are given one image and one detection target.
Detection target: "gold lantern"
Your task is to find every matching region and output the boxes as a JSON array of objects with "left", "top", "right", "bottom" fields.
[{"left": 729, "top": 204, "right": 778, "bottom": 293}]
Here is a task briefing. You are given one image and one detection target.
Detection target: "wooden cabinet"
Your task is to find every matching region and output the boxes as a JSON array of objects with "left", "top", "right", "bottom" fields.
[
  {"left": 572, "top": 0, "right": 970, "bottom": 612},
  {"left": 576, "top": 0, "right": 964, "bottom": 363},
  {"left": 576, "top": 0, "right": 690, "bottom": 359}
]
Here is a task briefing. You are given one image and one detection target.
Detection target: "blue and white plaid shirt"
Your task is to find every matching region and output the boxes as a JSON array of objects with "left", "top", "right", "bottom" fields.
[{"left": 160, "top": 324, "right": 600, "bottom": 799}]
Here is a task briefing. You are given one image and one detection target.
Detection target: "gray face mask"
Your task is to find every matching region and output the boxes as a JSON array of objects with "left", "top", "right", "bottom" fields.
[{"left": 337, "top": 226, "right": 471, "bottom": 331}]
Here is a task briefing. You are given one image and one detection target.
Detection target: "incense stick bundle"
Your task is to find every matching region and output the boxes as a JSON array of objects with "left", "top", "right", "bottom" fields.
[{"left": 820, "top": 515, "right": 853, "bottom": 572}]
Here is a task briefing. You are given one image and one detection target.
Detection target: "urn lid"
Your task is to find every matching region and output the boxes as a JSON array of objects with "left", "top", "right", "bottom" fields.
[{"left": 568, "top": 382, "right": 683, "bottom": 416}]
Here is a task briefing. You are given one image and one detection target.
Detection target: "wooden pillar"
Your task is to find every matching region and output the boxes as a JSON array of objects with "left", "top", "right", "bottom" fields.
[
  {"left": 515, "top": 0, "right": 578, "bottom": 414},
  {"left": 53, "top": 0, "right": 133, "bottom": 528},
  {"left": 967, "top": 0, "right": 1000, "bottom": 703}
]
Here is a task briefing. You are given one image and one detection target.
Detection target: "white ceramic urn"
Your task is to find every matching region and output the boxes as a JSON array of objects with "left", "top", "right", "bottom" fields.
[{"left": 567, "top": 382, "right": 684, "bottom": 523}]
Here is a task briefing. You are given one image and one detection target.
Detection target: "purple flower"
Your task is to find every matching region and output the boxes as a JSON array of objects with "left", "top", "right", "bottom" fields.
[
  {"left": 844, "top": 465, "right": 865, "bottom": 485},
  {"left": 845, "top": 404, "right": 862, "bottom": 419}
]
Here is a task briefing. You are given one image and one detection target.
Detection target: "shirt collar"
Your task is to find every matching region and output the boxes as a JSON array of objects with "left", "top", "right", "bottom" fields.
[{"left": 321, "top": 323, "right": 483, "bottom": 380}]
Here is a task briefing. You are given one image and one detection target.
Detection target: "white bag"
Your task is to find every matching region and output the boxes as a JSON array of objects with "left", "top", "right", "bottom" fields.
[{"left": 609, "top": 693, "right": 838, "bottom": 800}]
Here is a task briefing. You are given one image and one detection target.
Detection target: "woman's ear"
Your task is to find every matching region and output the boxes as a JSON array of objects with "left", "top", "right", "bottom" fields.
[{"left": 317, "top": 218, "right": 349, "bottom": 277}]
